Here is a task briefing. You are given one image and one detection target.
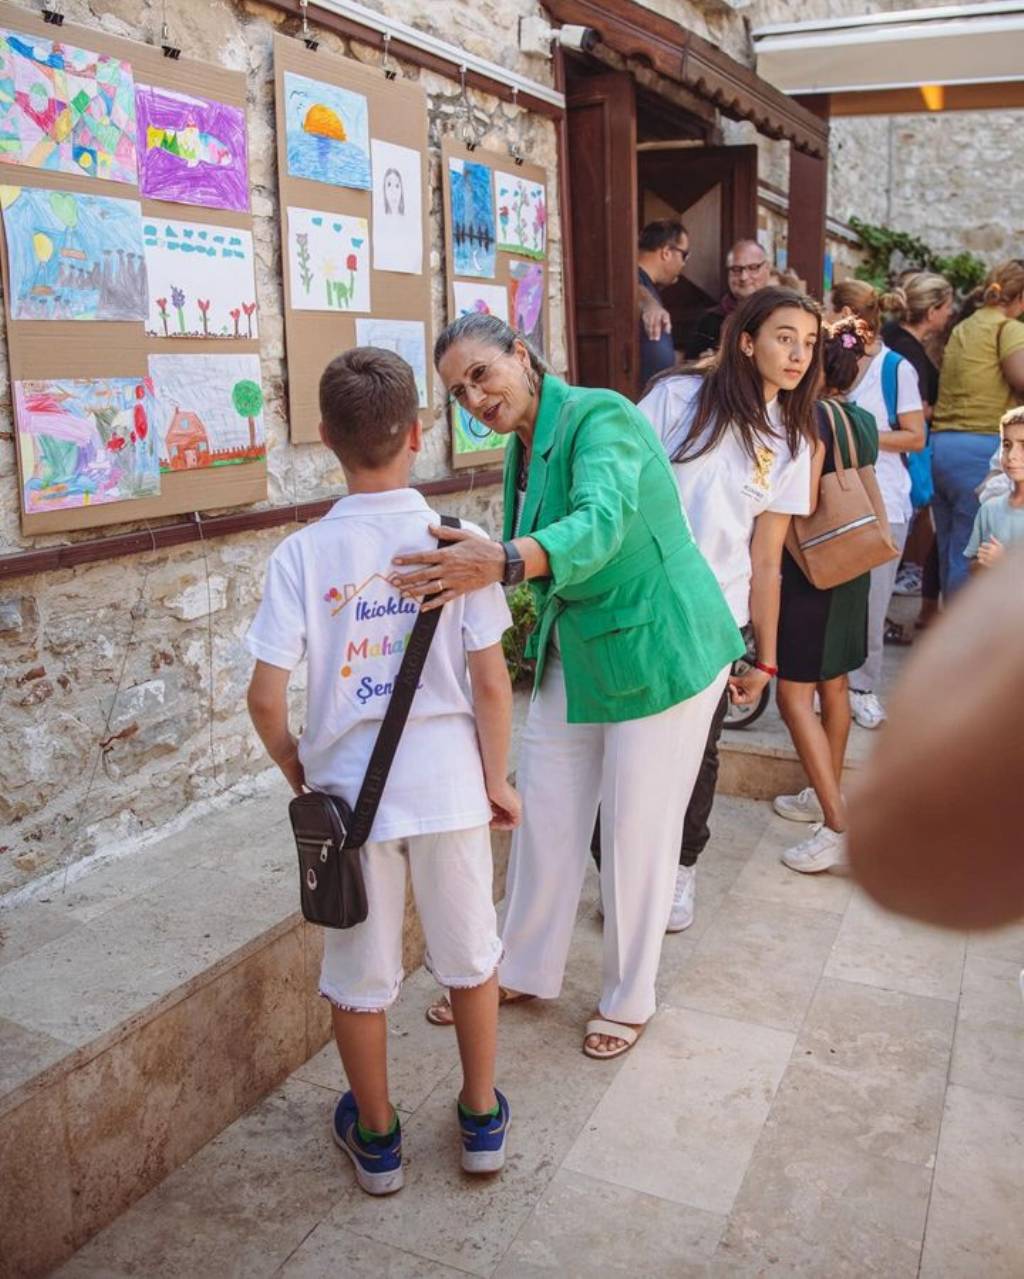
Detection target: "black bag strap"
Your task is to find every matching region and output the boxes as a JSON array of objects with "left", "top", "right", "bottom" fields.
[{"left": 344, "top": 515, "right": 460, "bottom": 848}]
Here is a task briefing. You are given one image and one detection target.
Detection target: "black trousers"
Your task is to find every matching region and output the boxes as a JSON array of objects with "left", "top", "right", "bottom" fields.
[{"left": 591, "top": 687, "right": 731, "bottom": 869}]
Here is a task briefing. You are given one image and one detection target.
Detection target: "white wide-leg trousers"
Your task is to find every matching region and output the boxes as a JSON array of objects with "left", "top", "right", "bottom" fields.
[{"left": 499, "top": 658, "right": 730, "bottom": 1025}]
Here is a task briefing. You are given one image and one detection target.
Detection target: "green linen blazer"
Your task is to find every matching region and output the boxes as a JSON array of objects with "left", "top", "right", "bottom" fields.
[{"left": 503, "top": 375, "right": 743, "bottom": 724}]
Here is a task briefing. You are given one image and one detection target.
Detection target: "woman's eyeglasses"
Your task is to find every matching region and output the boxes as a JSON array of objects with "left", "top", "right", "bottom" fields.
[{"left": 447, "top": 357, "right": 503, "bottom": 407}]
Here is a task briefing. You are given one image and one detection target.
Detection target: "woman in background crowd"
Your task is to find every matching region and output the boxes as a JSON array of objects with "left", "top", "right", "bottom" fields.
[
  {"left": 774, "top": 317, "right": 880, "bottom": 872},
  {"left": 639, "top": 287, "right": 822, "bottom": 928},
  {"left": 827, "top": 280, "right": 925, "bottom": 729},
  {"left": 930, "top": 259, "right": 1024, "bottom": 595},
  {"left": 881, "top": 272, "right": 954, "bottom": 630}
]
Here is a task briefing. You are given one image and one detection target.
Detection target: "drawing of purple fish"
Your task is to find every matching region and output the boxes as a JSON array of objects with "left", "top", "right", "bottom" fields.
[{"left": 136, "top": 84, "right": 249, "bottom": 213}]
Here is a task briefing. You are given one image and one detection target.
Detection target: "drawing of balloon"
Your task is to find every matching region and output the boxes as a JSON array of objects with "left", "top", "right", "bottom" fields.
[
  {"left": 32, "top": 232, "right": 53, "bottom": 264},
  {"left": 48, "top": 191, "right": 79, "bottom": 230}
]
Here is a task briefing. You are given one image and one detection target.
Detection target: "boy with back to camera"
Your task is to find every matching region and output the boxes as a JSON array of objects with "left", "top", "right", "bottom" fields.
[{"left": 245, "top": 348, "right": 517, "bottom": 1195}]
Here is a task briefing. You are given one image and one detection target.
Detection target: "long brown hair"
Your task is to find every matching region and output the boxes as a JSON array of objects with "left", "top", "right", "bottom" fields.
[{"left": 670, "top": 287, "right": 822, "bottom": 464}]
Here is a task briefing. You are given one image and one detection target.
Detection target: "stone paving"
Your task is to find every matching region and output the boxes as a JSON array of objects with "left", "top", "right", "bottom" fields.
[{"left": 55, "top": 795, "right": 1024, "bottom": 1278}]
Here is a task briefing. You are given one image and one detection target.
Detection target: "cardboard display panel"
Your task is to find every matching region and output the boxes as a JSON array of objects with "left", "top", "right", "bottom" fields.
[
  {"left": 274, "top": 35, "right": 432, "bottom": 445},
  {"left": 0, "top": 1, "right": 265, "bottom": 536},
  {"left": 441, "top": 137, "right": 549, "bottom": 470}
]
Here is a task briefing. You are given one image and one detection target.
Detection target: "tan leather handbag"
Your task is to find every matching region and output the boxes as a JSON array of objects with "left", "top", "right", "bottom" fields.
[{"left": 786, "top": 400, "right": 898, "bottom": 590}]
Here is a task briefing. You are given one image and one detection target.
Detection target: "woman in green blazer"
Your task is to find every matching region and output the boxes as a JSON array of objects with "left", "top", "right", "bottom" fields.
[{"left": 394, "top": 314, "right": 742, "bottom": 1058}]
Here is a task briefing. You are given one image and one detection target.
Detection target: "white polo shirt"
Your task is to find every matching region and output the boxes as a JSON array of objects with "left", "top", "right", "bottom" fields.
[
  {"left": 245, "top": 489, "right": 511, "bottom": 844},
  {"left": 846, "top": 345, "right": 923, "bottom": 527},
  {"left": 640, "top": 375, "right": 812, "bottom": 626}
]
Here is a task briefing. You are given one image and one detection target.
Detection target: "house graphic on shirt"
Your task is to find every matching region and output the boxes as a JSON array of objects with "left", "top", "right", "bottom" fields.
[
  {"left": 326, "top": 572, "right": 405, "bottom": 617},
  {"left": 326, "top": 571, "right": 419, "bottom": 685}
]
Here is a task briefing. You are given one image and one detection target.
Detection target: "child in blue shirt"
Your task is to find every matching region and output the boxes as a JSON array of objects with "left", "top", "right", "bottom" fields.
[{"left": 965, "top": 407, "right": 1024, "bottom": 569}]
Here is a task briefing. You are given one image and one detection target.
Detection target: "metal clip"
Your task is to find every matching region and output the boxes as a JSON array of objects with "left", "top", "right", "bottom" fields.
[
  {"left": 382, "top": 32, "right": 397, "bottom": 81},
  {"left": 41, "top": 3, "right": 64, "bottom": 26},
  {"left": 300, "top": 0, "right": 319, "bottom": 51},
  {"left": 160, "top": 21, "right": 181, "bottom": 58},
  {"left": 320, "top": 842, "right": 329, "bottom": 862}
]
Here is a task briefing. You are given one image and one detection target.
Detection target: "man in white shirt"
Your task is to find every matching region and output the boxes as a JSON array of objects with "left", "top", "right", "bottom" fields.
[{"left": 246, "top": 348, "right": 515, "bottom": 1194}]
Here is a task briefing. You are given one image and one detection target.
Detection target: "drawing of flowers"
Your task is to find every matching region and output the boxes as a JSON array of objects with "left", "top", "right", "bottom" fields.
[
  {"left": 156, "top": 296, "right": 169, "bottom": 337},
  {"left": 171, "top": 286, "right": 186, "bottom": 335},
  {"left": 230, "top": 307, "right": 241, "bottom": 338},
  {"left": 295, "top": 232, "right": 313, "bottom": 295},
  {"left": 243, "top": 301, "right": 257, "bottom": 339},
  {"left": 197, "top": 298, "right": 210, "bottom": 337},
  {"left": 534, "top": 196, "right": 547, "bottom": 249}
]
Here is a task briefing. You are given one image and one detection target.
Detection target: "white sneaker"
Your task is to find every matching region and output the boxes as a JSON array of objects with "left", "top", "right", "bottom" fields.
[
  {"left": 667, "top": 865, "right": 696, "bottom": 932},
  {"left": 850, "top": 690, "right": 886, "bottom": 730},
  {"left": 781, "top": 824, "right": 846, "bottom": 874},
  {"left": 773, "top": 787, "right": 825, "bottom": 824}
]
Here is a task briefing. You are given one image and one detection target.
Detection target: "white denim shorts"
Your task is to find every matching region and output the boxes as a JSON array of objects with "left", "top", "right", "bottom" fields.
[{"left": 319, "top": 824, "right": 501, "bottom": 1012}]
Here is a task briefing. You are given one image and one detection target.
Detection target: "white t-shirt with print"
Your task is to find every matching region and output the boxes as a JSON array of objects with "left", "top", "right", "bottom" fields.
[
  {"left": 640, "top": 375, "right": 812, "bottom": 626},
  {"left": 245, "top": 489, "right": 511, "bottom": 844},
  {"left": 846, "top": 345, "right": 923, "bottom": 526}
]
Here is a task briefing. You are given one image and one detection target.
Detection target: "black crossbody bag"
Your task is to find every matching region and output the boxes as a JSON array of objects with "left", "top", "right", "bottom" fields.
[{"left": 288, "top": 516, "right": 459, "bottom": 929}]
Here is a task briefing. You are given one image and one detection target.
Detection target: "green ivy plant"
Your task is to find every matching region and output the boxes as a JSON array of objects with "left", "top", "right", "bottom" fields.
[
  {"left": 502, "top": 583, "right": 538, "bottom": 688},
  {"left": 848, "top": 217, "right": 987, "bottom": 296}
]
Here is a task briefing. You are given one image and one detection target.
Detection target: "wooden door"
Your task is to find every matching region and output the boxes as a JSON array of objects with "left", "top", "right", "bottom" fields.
[
  {"left": 565, "top": 71, "right": 637, "bottom": 396},
  {"left": 638, "top": 144, "right": 759, "bottom": 342}
]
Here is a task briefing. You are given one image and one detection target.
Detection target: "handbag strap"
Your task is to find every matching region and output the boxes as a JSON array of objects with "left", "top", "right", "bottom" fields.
[
  {"left": 345, "top": 515, "right": 461, "bottom": 848},
  {"left": 821, "top": 399, "right": 860, "bottom": 481}
]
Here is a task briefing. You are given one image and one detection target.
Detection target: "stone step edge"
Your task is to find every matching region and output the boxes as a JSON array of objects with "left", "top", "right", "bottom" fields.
[{"left": 3, "top": 832, "right": 510, "bottom": 1279}]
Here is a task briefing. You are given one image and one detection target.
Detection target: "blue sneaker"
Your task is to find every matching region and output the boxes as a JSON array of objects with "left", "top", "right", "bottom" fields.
[
  {"left": 332, "top": 1092, "right": 404, "bottom": 1195},
  {"left": 458, "top": 1089, "right": 510, "bottom": 1174}
]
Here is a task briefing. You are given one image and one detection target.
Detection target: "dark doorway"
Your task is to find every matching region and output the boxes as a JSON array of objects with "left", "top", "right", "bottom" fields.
[
  {"left": 638, "top": 144, "right": 758, "bottom": 350},
  {"left": 564, "top": 57, "right": 762, "bottom": 397}
]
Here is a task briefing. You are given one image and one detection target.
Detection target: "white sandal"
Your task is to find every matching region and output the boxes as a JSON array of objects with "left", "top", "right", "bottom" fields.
[{"left": 582, "top": 1017, "right": 643, "bottom": 1060}]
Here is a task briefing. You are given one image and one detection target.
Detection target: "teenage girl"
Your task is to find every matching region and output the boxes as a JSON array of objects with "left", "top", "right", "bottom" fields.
[
  {"left": 640, "top": 286, "right": 823, "bottom": 927},
  {"left": 773, "top": 317, "right": 881, "bottom": 873}
]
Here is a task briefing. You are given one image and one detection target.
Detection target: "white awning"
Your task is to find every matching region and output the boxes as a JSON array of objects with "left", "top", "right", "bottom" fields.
[{"left": 752, "top": 2, "right": 1024, "bottom": 96}]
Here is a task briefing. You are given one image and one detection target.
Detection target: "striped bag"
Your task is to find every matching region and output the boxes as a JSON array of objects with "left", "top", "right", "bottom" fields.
[{"left": 786, "top": 399, "right": 898, "bottom": 590}]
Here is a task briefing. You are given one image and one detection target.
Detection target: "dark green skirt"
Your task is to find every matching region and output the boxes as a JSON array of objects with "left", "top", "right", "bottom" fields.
[{"left": 777, "top": 549, "right": 869, "bottom": 683}]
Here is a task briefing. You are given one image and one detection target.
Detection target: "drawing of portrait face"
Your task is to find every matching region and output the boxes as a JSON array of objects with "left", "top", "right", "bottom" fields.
[{"left": 382, "top": 167, "right": 405, "bottom": 216}]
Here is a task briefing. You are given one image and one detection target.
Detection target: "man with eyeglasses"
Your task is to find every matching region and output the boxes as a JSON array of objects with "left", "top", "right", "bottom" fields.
[
  {"left": 683, "top": 239, "right": 771, "bottom": 360},
  {"left": 637, "top": 219, "right": 691, "bottom": 394}
]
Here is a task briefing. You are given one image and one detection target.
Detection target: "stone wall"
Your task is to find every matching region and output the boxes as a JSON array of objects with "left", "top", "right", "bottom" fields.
[
  {"left": 745, "top": 0, "right": 1024, "bottom": 269},
  {"left": 0, "top": 0, "right": 562, "bottom": 896},
  {"left": 830, "top": 110, "right": 1024, "bottom": 264}
]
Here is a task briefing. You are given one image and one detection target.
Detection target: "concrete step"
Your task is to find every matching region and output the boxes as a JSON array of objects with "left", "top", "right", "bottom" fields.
[{"left": 0, "top": 777, "right": 510, "bottom": 1277}]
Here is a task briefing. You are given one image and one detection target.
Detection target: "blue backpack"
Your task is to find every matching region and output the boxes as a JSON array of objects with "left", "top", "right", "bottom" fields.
[{"left": 882, "top": 349, "right": 933, "bottom": 509}]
